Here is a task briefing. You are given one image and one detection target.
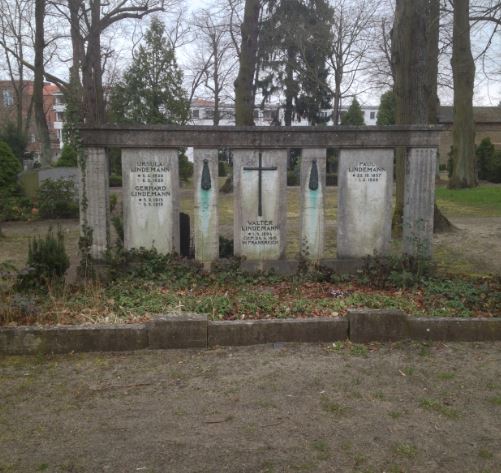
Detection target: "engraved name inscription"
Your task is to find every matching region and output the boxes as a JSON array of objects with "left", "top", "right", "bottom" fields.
[
  {"left": 130, "top": 161, "right": 171, "bottom": 207},
  {"left": 348, "top": 162, "right": 385, "bottom": 183},
  {"left": 241, "top": 219, "right": 280, "bottom": 246}
]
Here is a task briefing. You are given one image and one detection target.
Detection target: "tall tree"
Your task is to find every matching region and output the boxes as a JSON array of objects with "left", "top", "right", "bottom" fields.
[
  {"left": 234, "top": 0, "right": 261, "bottom": 125},
  {"left": 33, "top": 0, "right": 52, "bottom": 166},
  {"left": 449, "top": 0, "right": 477, "bottom": 188},
  {"left": 109, "top": 17, "right": 189, "bottom": 125}
]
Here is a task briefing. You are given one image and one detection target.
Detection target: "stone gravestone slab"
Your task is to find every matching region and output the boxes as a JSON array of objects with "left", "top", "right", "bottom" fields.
[
  {"left": 300, "top": 149, "right": 326, "bottom": 260},
  {"left": 234, "top": 150, "right": 287, "bottom": 260},
  {"left": 337, "top": 150, "right": 394, "bottom": 258},
  {"left": 122, "top": 149, "right": 179, "bottom": 254},
  {"left": 194, "top": 149, "right": 219, "bottom": 262},
  {"left": 403, "top": 148, "right": 437, "bottom": 258}
]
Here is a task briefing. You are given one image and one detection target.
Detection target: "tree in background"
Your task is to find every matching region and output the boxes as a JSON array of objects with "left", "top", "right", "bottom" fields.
[
  {"left": 376, "top": 90, "right": 395, "bottom": 125},
  {"left": 258, "top": 0, "right": 333, "bottom": 126},
  {"left": 341, "top": 97, "right": 365, "bottom": 125},
  {"left": 109, "top": 17, "right": 189, "bottom": 125},
  {"left": 449, "top": 0, "right": 476, "bottom": 188},
  {"left": 234, "top": 0, "right": 261, "bottom": 126}
]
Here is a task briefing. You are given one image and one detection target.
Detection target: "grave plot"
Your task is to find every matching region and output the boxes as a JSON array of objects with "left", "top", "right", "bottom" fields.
[{"left": 78, "top": 125, "right": 439, "bottom": 270}]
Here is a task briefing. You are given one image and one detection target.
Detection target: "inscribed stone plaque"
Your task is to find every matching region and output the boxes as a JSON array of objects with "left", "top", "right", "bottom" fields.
[
  {"left": 234, "top": 150, "right": 287, "bottom": 260},
  {"left": 300, "top": 149, "right": 326, "bottom": 260},
  {"left": 403, "top": 148, "right": 437, "bottom": 258},
  {"left": 337, "top": 149, "right": 394, "bottom": 258},
  {"left": 122, "top": 149, "right": 179, "bottom": 254},
  {"left": 194, "top": 149, "right": 219, "bottom": 262}
]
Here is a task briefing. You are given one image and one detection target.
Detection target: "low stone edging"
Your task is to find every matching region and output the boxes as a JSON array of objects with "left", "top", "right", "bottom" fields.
[{"left": 1, "top": 310, "right": 500, "bottom": 355}]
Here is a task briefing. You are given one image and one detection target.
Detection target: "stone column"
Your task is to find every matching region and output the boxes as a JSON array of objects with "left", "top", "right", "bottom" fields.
[
  {"left": 403, "top": 148, "right": 437, "bottom": 258},
  {"left": 194, "top": 149, "right": 219, "bottom": 263},
  {"left": 300, "top": 148, "right": 326, "bottom": 261},
  {"left": 122, "top": 149, "right": 179, "bottom": 254},
  {"left": 233, "top": 149, "right": 287, "bottom": 260},
  {"left": 337, "top": 149, "right": 394, "bottom": 258},
  {"left": 79, "top": 147, "right": 110, "bottom": 260}
]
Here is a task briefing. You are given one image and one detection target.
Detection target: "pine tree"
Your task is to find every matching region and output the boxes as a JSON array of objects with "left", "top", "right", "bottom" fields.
[
  {"left": 341, "top": 98, "right": 365, "bottom": 125},
  {"left": 376, "top": 91, "right": 396, "bottom": 126},
  {"left": 109, "top": 18, "right": 189, "bottom": 125}
]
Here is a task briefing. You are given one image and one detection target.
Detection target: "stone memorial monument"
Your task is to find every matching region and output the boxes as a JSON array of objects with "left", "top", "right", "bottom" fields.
[
  {"left": 122, "top": 149, "right": 179, "bottom": 254},
  {"left": 337, "top": 149, "right": 394, "bottom": 258},
  {"left": 233, "top": 150, "right": 287, "bottom": 260}
]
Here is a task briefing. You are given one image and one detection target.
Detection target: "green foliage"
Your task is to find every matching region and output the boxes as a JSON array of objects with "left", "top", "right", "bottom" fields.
[
  {"left": 287, "top": 170, "right": 300, "bottom": 186},
  {"left": 218, "top": 160, "right": 228, "bottom": 177},
  {"left": 486, "top": 151, "right": 501, "bottom": 183},
  {"left": 258, "top": 0, "right": 333, "bottom": 125},
  {"left": 0, "top": 194, "right": 33, "bottom": 221},
  {"left": 0, "top": 122, "right": 27, "bottom": 160},
  {"left": 37, "top": 178, "right": 79, "bottom": 219},
  {"left": 476, "top": 137, "right": 495, "bottom": 180},
  {"left": 179, "top": 149, "right": 193, "bottom": 183},
  {"left": 376, "top": 91, "right": 396, "bottom": 125},
  {"left": 0, "top": 140, "right": 22, "bottom": 194},
  {"left": 109, "top": 17, "right": 189, "bottom": 125},
  {"left": 56, "top": 144, "right": 78, "bottom": 167},
  {"left": 341, "top": 98, "right": 365, "bottom": 125},
  {"left": 219, "top": 236, "right": 234, "bottom": 258},
  {"left": 17, "top": 227, "right": 69, "bottom": 289}
]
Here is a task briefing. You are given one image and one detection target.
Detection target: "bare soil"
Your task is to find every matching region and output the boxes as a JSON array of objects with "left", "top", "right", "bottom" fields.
[{"left": 1, "top": 341, "right": 501, "bottom": 472}]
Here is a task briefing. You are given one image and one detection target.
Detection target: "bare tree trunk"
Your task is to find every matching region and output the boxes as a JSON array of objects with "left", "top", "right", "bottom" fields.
[
  {"left": 449, "top": 0, "right": 477, "bottom": 188},
  {"left": 234, "top": 0, "right": 260, "bottom": 126},
  {"left": 34, "top": 0, "right": 52, "bottom": 166},
  {"left": 392, "top": 0, "right": 453, "bottom": 233}
]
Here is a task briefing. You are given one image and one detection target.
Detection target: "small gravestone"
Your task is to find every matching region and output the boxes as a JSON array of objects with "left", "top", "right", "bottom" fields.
[
  {"left": 300, "top": 149, "right": 326, "bottom": 260},
  {"left": 122, "top": 149, "right": 179, "bottom": 254},
  {"left": 337, "top": 150, "right": 394, "bottom": 258},
  {"left": 233, "top": 150, "right": 287, "bottom": 260}
]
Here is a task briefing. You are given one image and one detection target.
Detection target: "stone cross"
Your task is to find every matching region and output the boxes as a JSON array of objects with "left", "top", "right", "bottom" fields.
[{"left": 243, "top": 152, "right": 277, "bottom": 217}]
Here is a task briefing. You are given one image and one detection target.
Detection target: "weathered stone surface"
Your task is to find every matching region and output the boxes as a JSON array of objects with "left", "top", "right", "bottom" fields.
[
  {"left": 403, "top": 148, "right": 437, "bottom": 258},
  {"left": 79, "top": 147, "right": 110, "bottom": 260},
  {"left": 194, "top": 149, "right": 219, "bottom": 262},
  {"left": 337, "top": 150, "right": 394, "bottom": 258},
  {"left": 300, "top": 149, "right": 326, "bottom": 261},
  {"left": 122, "top": 149, "right": 179, "bottom": 254},
  {"left": 408, "top": 318, "right": 501, "bottom": 341},
  {"left": 208, "top": 318, "right": 348, "bottom": 346},
  {"left": 79, "top": 125, "right": 443, "bottom": 149},
  {"left": 148, "top": 313, "right": 208, "bottom": 349},
  {"left": 349, "top": 309, "right": 409, "bottom": 343},
  {"left": 233, "top": 150, "right": 287, "bottom": 260},
  {"left": 0, "top": 325, "right": 148, "bottom": 355}
]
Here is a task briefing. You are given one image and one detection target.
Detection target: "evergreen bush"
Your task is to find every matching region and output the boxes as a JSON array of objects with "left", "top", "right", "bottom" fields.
[
  {"left": 17, "top": 226, "right": 70, "bottom": 289},
  {"left": 38, "top": 178, "right": 79, "bottom": 219},
  {"left": 341, "top": 98, "right": 365, "bottom": 125},
  {"left": 0, "top": 140, "right": 22, "bottom": 195},
  {"left": 487, "top": 151, "right": 501, "bottom": 183},
  {"left": 56, "top": 144, "right": 78, "bottom": 167}
]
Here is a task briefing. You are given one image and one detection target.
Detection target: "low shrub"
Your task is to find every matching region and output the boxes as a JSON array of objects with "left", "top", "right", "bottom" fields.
[
  {"left": 0, "top": 193, "right": 33, "bottom": 221},
  {"left": 38, "top": 178, "right": 79, "bottom": 219},
  {"left": 486, "top": 151, "right": 501, "bottom": 183},
  {"left": 476, "top": 137, "right": 495, "bottom": 180},
  {"left": 17, "top": 226, "right": 70, "bottom": 289},
  {"left": 0, "top": 140, "right": 21, "bottom": 195},
  {"left": 56, "top": 144, "right": 78, "bottom": 167}
]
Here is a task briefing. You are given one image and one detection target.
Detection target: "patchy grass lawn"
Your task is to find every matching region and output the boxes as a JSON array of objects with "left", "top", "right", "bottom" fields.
[{"left": 435, "top": 184, "right": 501, "bottom": 217}]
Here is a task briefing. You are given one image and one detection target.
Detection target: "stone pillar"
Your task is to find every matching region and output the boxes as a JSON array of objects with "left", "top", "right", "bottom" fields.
[
  {"left": 337, "top": 149, "right": 394, "bottom": 258},
  {"left": 300, "top": 148, "right": 326, "bottom": 261},
  {"left": 79, "top": 147, "right": 110, "bottom": 260},
  {"left": 122, "top": 149, "right": 179, "bottom": 254},
  {"left": 194, "top": 149, "right": 219, "bottom": 263},
  {"left": 233, "top": 149, "right": 287, "bottom": 260},
  {"left": 403, "top": 148, "right": 437, "bottom": 258}
]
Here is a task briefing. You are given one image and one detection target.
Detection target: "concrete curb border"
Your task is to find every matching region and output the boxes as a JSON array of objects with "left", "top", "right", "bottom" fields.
[{"left": 1, "top": 310, "right": 500, "bottom": 355}]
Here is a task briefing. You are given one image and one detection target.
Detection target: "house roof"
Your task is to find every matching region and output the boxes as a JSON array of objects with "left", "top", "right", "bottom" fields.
[{"left": 439, "top": 106, "right": 501, "bottom": 123}]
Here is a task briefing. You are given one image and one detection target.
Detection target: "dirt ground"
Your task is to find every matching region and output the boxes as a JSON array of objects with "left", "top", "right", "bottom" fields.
[{"left": 1, "top": 341, "right": 500, "bottom": 473}]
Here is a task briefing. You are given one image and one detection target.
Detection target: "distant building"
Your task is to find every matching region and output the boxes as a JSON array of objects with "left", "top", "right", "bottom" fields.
[{"left": 0, "top": 80, "right": 63, "bottom": 161}]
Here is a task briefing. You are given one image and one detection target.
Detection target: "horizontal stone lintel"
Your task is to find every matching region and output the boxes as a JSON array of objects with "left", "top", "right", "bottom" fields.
[{"left": 78, "top": 125, "right": 442, "bottom": 149}]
